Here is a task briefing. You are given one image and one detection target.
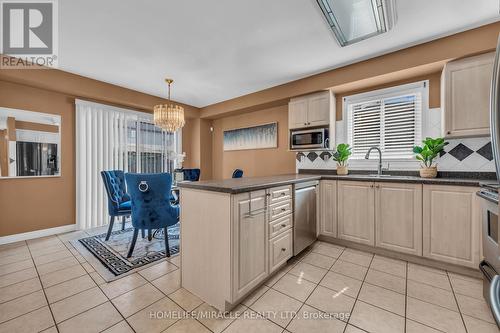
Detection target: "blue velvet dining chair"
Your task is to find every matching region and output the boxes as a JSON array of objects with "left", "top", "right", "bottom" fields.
[
  {"left": 101, "top": 170, "right": 131, "bottom": 241},
  {"left": 232, "top": 169, "right": 244, "bottom": 178},
  {"left": 182, "top": 168, "right": 201, "bottom": 181},
  {"left": 124, "top": 173, "right": 180, "bottom": 258}
]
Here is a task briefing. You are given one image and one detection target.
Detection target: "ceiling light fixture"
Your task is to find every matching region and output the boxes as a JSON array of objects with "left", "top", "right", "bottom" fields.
[
  {"left": 316, "top": 0, "right": 397, "bottom": 47},
  {"left": 154, "top": 78, "right": 185, "bottom": 133}
]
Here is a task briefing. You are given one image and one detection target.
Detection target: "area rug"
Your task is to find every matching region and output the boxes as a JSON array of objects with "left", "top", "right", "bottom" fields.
[{"left": 76, "top": 224, "right": 179, "bottom": 277}]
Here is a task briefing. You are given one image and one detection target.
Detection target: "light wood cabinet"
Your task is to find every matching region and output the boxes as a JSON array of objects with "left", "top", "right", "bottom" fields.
[
  {"left": 232, "top": 190, "right": 268, "bottom": 300},
  {"left": 338, "top": 181, "right": 375, "bottom": 246},
  {"left": 288, "top": 91, "right": 330, "bottom": 129},
  {"left": 319, "top": 180, "right": 337, "bottom": 237},
  {"left": 375, "top": 183, "right": 422, "bottom": 256},
  {"left": 422, "top": 185, "right": 481, "bottom": 268},
  {"left": 442, "top": 52, "right": 494, "bottom": 138}
]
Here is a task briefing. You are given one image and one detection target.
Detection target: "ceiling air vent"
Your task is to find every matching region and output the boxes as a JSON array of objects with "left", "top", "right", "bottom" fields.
[{"left": 316, "top": 0, "right": 397, "bottom": 47}]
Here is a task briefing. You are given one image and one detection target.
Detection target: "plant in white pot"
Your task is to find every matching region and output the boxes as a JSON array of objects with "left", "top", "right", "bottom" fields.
[
  {"left": 332, "top": 143, "right": 352, "bottom": 175},
  {"left": 413, "top": 137, "right": 449, "bottom": 178}
]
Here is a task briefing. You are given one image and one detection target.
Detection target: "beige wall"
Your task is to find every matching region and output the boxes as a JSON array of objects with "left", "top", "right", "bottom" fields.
[{"left": 211, "top": 104, "right": 295, "bottom": 179}]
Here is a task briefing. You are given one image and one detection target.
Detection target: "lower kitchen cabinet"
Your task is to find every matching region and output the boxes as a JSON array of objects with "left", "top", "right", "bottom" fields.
[
  {"left": 319, "top": 180, "right": 337, "bottom": 237},
  {"left": 422, "top": 185, "right": 481, "bottom": 268},
  {"left": 338, "top": 181, "right": 375, "bottom": 246},
  {"left": 375, "top": 183, "right": 422, "bottom": 256}
]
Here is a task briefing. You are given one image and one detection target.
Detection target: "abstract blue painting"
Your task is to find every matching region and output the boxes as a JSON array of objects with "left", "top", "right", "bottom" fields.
[{"left": 223, "top": 122, "right": 278, "bottom": 151}]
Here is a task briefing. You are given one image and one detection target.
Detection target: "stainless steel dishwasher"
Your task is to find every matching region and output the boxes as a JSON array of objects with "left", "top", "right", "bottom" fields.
[{"left": 293, "top": 181, "right": 318, "bottom": 255}]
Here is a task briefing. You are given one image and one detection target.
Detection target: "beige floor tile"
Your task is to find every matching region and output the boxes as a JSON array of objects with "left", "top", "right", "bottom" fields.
[
  {"left": 0, "top": 243, "right": 28, "bottom": 257},
  {"left": 407, "top": 279, "right": 458, "bottom": 311},
  {"left": 57, "top": 230, "right": 89, "bottom": 242},
  {"left": 0, "top": 251, "right": 31, "bottom": 266},
  {"left": 40, "top": 264, "right": 87, "bottom": 288},
  {"left": 139, "top": 260, "right": 178, "bottom": 281},
  {"left": 126, "top": 296, "right": 182, "bottom": 333},
  {"left": 0, "top": 290, "right": 47, "bottom": 323},
  {"left": 152, "top": 269, "right": 181, "bottom": 295},
  {"left": 365, "top": 269, "right": 406, "bottom": 294},
  {"left": 305, "top": 285, "right": 355, "bottom": 321},
  {"left": 407, "top": 264, "right": 451, "bottom": 290},
  {"left": 168, "top": 255, "right": 181, "bottom": 267},
  {"left": 112, "top": 283, "right": 163, "bottom": 318},
  {"left": 0, "top": 306, "right": 54, "bottom": 333},
  {"left": 32, "top": 250, "right": 73, "bottom": 266},
  {"left": 50, "top": 286, "right": 107, "bottom": 323},
  {"left": 300, "top": 252, "right": 336, "bottom": 269},
  {"left": 27, "top": 236, "right": 61, "bottom": 249},
  {"left": 224, "top": 310, "right": 283, "bottom": 333},
  {"left": 311, "top": 243, "right": 344, "bottom": 258},
  {"left": 31, "top": 243, "right": 67, "bottom": 257},
  {"left": 81, "top": 262, "right": 95, "bottom": 273},
  {"left": 89, "top": 271, "right": 106, "bottom": 285},
  {"left": 331, "top": 260, "right": 368, "bottom": 281},
  {"left": 449, "top": 275, "right": 483, "bottom": 299},
  {"left": 194, "top": 302, "right": 245, "bottom": 333},
  {"left": 40, "top": 326, "right": 58, "bottom": 333},
  {"left": 350, "top": 300, "right": 404, "bottom": 333},
  {"left": 406, "top": 319, "right": 442, "bottom": 333},
  {"left": 250, "top": 288, "right": 302, "bottom": 327},
  {"left": 0, "top": 277, "right": 41, "bottom": 303},
  {"left": 338, "top": 249, "right": 373, "bottom": 267},
  {"left": 57, "top": 301, "right": 122, "bottom": 333},
  {"left": 456, "top": 294, "right": 495, "bottom": 323},
  {"left": 36, "top": 256, "right": 80, "bottom": 275},
  {"left": 101, "top": 273, "right": 147, "bottom": 299},
  {"left": 358, "top": 283, "right": 405, "bottom": 316},
  {"left": 319, "top": 271, "right": 362, "bottom": 298},
  {"left": 370, "top": 255, "right": 407, "bottom": 278},
  {"left": 242, "top": 285, "right": 270, "bottom": 307},
  {"left": 407, "top": 297, "right": 466, "bottom": 333},
  {"left": 288, "top": 262, "right": 327, "bottom": 284},
  {"left": 0, "top": 267, "right": 38, "bottom": 288},
  {"left": 164, "top": 318, "right": 211, "bottom": 332},
  {"left": 408, "top": 263, "right": 446, "bottom": 275},
  {"left": 169, "top": 288, "right": 203, "bottom": 311},
  {"left": 264, "top": 264, "right": 293, "bottom": 287},
  {"left": 287, "top": 304, "right": 346, "bottom": 333},
  {"left": 272, "top": 273, "right": 316, "bottom": 302},
  {"left": 45, "top": 275, "right": 96, "bottom": 304},
  {"left": 344, "top": 324, "right": 367, "bottom": 333},
  {"left": 463, "top": 314, "right": 500, "bottom": 333},
  {"left": 102, "top": 320, "right": 135, "bottom": 333},
  {"left": 0, "top": 259, "right": 34, "bottom": 276},
  {"left": 448, "top": 271, "right": 482, "bottom": 283}
]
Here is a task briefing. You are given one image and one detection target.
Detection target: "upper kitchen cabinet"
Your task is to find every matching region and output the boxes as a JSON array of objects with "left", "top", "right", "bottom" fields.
[
  {"left": 288, "top": 91, "right": 333, "bottom": 129},
  {"left": 441, "top": 52, "right": 494, "bottom": 138}
]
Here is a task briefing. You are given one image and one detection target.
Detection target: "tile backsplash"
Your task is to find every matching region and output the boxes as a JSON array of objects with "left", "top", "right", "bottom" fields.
[{"left": 296, "top": 108, "right": 495, "bottom": 173}]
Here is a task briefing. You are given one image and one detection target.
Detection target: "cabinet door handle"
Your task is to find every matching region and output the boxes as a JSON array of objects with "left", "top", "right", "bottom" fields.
[
  {"left": 280, "top": 224, "right": 287, "bottom": 228},
  {"left": 281, "top": 248, "right": 287, "bottom": 252},
  {"left": 281, "top": 208, "right": 286, "bottom": 212},
  {"left": 280, "top": 192, "right": 286, "bottom": 196}
]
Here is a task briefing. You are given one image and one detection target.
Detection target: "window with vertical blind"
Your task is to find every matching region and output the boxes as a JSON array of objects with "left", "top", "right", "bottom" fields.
[{"left": 344, "top": 81, "right": 426, "bottom": 159}]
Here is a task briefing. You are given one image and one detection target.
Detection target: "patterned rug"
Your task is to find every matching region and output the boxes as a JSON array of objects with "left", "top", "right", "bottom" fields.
[{"left": 78, "top": 224, "right": 179, "bottom": 276}]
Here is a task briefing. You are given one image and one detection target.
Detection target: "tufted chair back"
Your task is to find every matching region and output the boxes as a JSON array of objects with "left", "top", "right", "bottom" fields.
[
  {"left": 101, "top": 170, "right": 131, "bottom": 215},
  {"left": 125, "top": 173, "right": 179, "bottom": 230},
  {"left": 232, "top": 169, "right": 244, "bottom": 178},
  {"left": 182, "top": 168, "right": 201, "bottom": 181}
]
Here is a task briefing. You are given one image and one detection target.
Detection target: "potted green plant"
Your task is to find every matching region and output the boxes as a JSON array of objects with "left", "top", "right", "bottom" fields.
[
  {"left": 413, "top": 137, "right": 449, "bottom": 178},
  {"left": 332, "top": 143, "right": 352, "bottom": 175}
]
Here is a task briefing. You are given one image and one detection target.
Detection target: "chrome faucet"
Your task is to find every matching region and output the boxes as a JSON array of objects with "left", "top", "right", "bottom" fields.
[{"left": 365, "top": 147, "right": 383, "bottom": 175}]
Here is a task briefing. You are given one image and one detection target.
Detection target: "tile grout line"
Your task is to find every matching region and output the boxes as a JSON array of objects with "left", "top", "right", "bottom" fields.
[
  {"left": 446, "top": 271, "right": 469, "bottom": 333},
  {"left": 404, "top": 260, "right": 408, "bottom": 333}
]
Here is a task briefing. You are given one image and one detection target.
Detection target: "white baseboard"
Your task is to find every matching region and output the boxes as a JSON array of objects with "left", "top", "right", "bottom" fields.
[{"left": 0, "top": 224, "right": 77, "bottom": 245}]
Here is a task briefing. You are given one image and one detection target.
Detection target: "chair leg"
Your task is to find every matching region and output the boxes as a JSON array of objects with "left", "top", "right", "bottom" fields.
[
  {"left": 164, "top": 227, "right": 170, "bottom": 257},
  {"left": 121, "top": 216, "right": 126, "bottom": 230},
  {"left": 105, "top": 216, "right": 115, "bottom": 241},
  {"left": 141, "top": 229, "right": 145, "bottom": 238},
  {"left": 148, "top": 229, "right": 152, "bottom": 241},
  {"left": 127, "top": 228, "right": 139, "bottom": 258}
]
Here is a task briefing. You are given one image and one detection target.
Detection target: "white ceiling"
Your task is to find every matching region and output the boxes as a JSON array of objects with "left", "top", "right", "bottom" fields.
[{"left": 59, "top": 0, "right": 500, "bottom": 107}]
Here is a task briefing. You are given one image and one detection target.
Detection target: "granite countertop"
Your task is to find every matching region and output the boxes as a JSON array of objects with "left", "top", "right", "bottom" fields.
[{"left": 177, "top": 171, "right": 495, "bottom": 194}]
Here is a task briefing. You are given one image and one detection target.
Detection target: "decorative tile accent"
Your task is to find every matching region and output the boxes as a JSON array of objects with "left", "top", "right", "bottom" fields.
[
  {"left": 476, "top": 142, "right": 493, "bottom": 161},
  {"left": 446, "top": 143, "right": 474, "bottom": 161},
  {"left": 296, "top": 152, "right": 305, "bottom": 162},
  {"left": 319, "top": 152, "right": 332, "bottom": 161},
  {"left": 307, "top": 152, "right": 318, "bottom": 162},
  {"left": 439, "top": 150, "right": 446, "bottom": 157}
]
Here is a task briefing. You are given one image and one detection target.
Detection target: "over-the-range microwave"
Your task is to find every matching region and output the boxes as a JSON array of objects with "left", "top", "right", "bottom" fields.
[{"left": 290, "top": 127, "right": 329, "bottom": 150}]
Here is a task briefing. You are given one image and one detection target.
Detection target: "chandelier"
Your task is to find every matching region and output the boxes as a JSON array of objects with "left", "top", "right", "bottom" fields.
[{"left": 153, "top": 78, "right": 185, "bottom": 132}]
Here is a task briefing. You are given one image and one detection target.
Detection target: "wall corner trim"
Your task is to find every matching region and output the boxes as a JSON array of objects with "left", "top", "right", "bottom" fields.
[{"left": 0, "top": 224, "right": 77, "bottom": 245}]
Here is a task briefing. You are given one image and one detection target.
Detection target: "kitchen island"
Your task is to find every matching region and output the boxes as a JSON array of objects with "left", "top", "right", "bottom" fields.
[{"left": 177, "top": 171, "right": 493, "bottom": 311}]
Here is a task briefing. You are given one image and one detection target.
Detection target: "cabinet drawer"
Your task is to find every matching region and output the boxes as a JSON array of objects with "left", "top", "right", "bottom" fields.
[
  {"left": 269, "top": 214, "right": 292, "bottom": 239},
  {"left": 268, "top": 185, "right": 292, "bottom": 204},
  {"left": 269, "top": 230, "right": 293, "bottom": 273},
  {"left": 268, "top": 200, "right": 292, "bottom": 221}
]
